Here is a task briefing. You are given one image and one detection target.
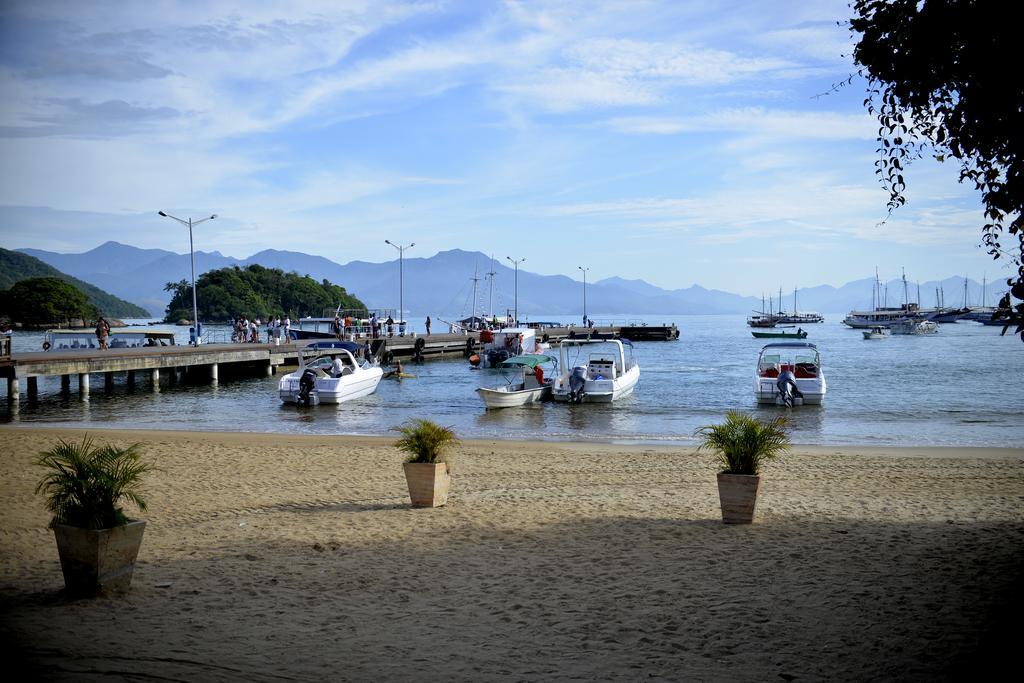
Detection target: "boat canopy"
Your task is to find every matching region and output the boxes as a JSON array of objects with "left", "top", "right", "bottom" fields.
[
  {"left": 759, "top": 342, "right": 818, "bottom": 350},
  {"left": 499, "top": 354, "right": 556, "bottom": 369},
  {"left": 563, "top": 336, "right": 632, "bottom": 346}
]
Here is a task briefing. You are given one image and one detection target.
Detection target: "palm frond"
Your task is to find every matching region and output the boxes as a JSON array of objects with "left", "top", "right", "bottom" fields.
[
  {"left": 35, "top": 437, "right": 149, "bottom": 529},
  {"left": 695, "top": 411, "right": 790, "bottom": 475},
  {"left": 393, "top": 419, "right": 459, "bottom": 464}
]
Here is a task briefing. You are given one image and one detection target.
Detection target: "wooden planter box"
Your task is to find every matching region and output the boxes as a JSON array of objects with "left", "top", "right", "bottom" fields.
[
  {"left": 716, "top": 473, "right": 762, "bottom": 524},
  {"left": 53, "top": 519, "right": 146, "bottom": 595},
  {"left": 403, "top": 462, "right": 451, "bottom": 507}
]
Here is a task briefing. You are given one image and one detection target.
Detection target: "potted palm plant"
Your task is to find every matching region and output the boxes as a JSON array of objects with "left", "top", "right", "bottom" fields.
[
  {"left": 35, "top": 436, "right": 150, "bottom": 595},
  {"left": 695, "top": 411, "right": 789, "bottom": 524},
  {"left": 394, "top": 419, "right": 458, "bottom": 507}
]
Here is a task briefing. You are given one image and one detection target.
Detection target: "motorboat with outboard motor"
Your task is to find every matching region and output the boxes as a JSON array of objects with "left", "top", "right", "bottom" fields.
[
  {"left": 476, "top": 354, "right": 557, "bottom": 408},
  {"left": 551, "top": 337, "right": 639, "bottom": 403},
  {"left": 279, "top": 342, "right": 383, "bottom": 405},
  {"left": 862, "top": 325, "right": 889, "bottom": 339},
  {"left": 754, "top": 342, "right": 826, "bottom": 407}
]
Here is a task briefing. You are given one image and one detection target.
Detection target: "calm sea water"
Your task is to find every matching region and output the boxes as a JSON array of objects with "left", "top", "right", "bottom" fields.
[{"left": 3, "top": 315, "right": 1023, "bottom": 446}]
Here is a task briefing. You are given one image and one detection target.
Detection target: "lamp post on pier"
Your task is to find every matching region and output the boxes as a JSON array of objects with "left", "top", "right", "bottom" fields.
[
  {"left": 385, "top": 240, "right": 414, "bottom": 333},
  {"left": 578, "top": 266, "right": 590, "bottom": 326},
  {"left": 158, "top": 211, "right": 216, "bottom": 345},
  {"left": 506, "top": 256, "right": 525, "bottom": 326}
]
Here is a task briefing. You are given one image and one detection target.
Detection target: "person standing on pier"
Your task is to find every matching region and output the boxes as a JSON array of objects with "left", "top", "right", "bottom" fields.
[
  {"left": 370, "top": 313, "right": 378, "bottom": 339},
  {"left": 386, "top": 316, "right": 394, "bottom": 337},
  {"left": 333, "top": 316, "right": 343, "bottom": 341},
  {"left": 283, "top": 316, "right": 291, "bottom": 342},
  {"left": 425, "top": 316, "right": 431, "bottom": 336},
  {"left": 95, "top": 317, "right": 110, "bottom": 350},
  {"left": 267, "top": 317, "right": 276, "bottom": 344}
]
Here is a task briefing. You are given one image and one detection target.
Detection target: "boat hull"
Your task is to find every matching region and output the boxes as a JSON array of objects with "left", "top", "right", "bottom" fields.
[
  {"left": 476, "top": 384, "right": 550, "bottom": 408},
  {"left": 751, "top": 331, "right": 807, "bottom": 339},
  {"left": 551, "top": 366, "right": 640, "bottom": 403},
  {"left": 278, "top": 368, "right": 383, "bottom": 404}
]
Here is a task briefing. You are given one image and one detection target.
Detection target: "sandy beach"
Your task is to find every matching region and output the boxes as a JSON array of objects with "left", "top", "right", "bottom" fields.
[{"left": 2, "top": 426, "right": 1022, "bottom": 681}]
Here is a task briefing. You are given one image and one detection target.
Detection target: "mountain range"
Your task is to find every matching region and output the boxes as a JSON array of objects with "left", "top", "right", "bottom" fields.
[{"left": 16, "top": 241, "right": 1008, "bottom": 319}]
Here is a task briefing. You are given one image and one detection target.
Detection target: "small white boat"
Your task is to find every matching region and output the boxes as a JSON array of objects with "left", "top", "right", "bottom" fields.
[
  {"left": 889, "top": 319, "right": 939, "bottom": 335},
  {"left": 754, "top": 342, "right": 826, "bottom": 407},
  {"left": 551, "top": 337, "right": 639, "bottom": 403},
  {"left": 476, "top": 354, "right": 557, "bottom": 408},
  {"left": 278, "top": 343, "right": 383, "bottom": 405},
  {"left": 862, "top": 325, "right": 889, "bottom": 339}
]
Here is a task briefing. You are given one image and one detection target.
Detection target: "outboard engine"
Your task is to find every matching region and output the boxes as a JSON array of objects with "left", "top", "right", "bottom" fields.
[
  {"left": 297, "top": 368, "right": 319, "bottom": 406},
  {"left": 487, "top": 349, "right": 510, "bottom": 367},
  {"left": 775, "top": 369, "right": 804, "bottom": 407},
  {"left": 568, "top": 366, "right": 588, "bottom": 403}
]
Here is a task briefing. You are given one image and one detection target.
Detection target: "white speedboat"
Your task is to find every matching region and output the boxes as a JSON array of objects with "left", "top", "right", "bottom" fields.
[
  {"left": 279, "top": 343, "right": 383, "bottom": 405},
  {"left": 889, "top": 319, "right": 939, "bottom": 335},
  {"left": 476, "top": 354, "right": 557, "bottom": 408},
  {"left": 754, "top": 342, "right": 826, "bottom": 407},
  {"left": 862, "top": 325, "right": 889, "bottom": 339},
  {"left": 551, "top": 338, "right": 639, "bottom": 403}
]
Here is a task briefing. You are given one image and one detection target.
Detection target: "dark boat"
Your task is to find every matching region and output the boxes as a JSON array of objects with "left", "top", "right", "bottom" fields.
[{"left": 751, "top": 329, "right": 808, "bottom": 339}]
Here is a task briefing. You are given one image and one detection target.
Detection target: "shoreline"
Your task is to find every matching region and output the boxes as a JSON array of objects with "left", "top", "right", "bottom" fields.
[
  {"left": 3, "top": 425, "right": 1022, "bottom": 680},
  {"left": 2, "top": 424, "right": 1021, "bottom": 459}
]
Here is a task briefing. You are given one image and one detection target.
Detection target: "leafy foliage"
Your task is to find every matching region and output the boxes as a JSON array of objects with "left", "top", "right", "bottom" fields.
[
  {"left": 695, "top": 412, "right": 789, "bottom": 475},
  {"left": 0, "top": 248, "right": 149, "bottom": 319},
  {"left": 1, "top": 277, "right": 99, "bottom": 326},
  {"left": 163, "top": 264, "right": 365, "bottom": 322},
  {"left": 35, "top": 437, "right": 149, "bottom": 530},
  {"left": 393, "top": 419, "right": 460, "bottom": 465},
  {"left": 849, "top": 0, "right": 1023, "bottom": 339}
]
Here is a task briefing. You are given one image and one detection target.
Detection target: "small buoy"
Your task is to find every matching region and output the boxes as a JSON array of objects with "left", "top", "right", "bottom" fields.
[
  {"left": 469, "top": 354, "right": 481, "bottom": 366},
  {"left": 42, "top": 341, "right": 51, "bottom": 351}
]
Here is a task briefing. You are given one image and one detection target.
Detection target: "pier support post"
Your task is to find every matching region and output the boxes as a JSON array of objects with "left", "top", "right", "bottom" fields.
[
  {"left": 79, "top": 373, "right": 90, "bottom": 397},
  {"left": 61, "top": 375, "right": 71, "bottom": 394},
  {"left": 151, "top": 368, "right": 160, "bottom": 391},
  {"left": 27, "top": 376, "right": 37, "bottom": 401},
  {"left": 126, "top": 370, "right": 135, "bottom": 391},
  {"left": 105, "top": 372, "right": 114, "bottom": 393},
  {"left": 7, "top": 377, "right": 19, "bottom": 402},
  {"left": 210, "top": 363, "right": 218, "bottom": 383},
  {"left": 266, "top": 361, "right": 274, "bottom": 377}
]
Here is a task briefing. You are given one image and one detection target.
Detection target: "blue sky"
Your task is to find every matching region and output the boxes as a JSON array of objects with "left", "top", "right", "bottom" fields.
[{"left": 0, "top": 0, "right": 1006, "bottom": 296}]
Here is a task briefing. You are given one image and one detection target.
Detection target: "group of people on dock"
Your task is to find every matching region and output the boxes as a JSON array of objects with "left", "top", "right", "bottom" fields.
[
  {"left": 331, "top": 313, "right": 418, "bottom": 340},
  {"left": 232, "top": 316, "right": 292, "bottom": 344}
]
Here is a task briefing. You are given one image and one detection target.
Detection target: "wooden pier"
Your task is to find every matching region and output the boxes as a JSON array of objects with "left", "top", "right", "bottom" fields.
[{"left": 1, "top": 323, "right": 678, "bottom": 402}]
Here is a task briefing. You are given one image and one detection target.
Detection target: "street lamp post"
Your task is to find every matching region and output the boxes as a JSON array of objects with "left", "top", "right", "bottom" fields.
[
  {"left": 385, "top": 240, "right": 414, "bottom": 334},
  {"left": 578, "top": 266, "right": 590, "bottom": 326},
  {"left": 158, "top": 211, "right": 216, "bottom": 345},
  {"left": 506, "top": 256, "right": 525, "bottom": 326}
]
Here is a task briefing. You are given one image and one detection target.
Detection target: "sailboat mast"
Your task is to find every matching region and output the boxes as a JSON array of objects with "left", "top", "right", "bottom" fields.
[
  {"left": 902, "top": 268, "right": 909, "bottom": 309},
  {"left": 470, "top": 263, "right": 480, "bottom": 324},
  {"left": 486, "top": 254, "right": 496, "bottom": 319}
]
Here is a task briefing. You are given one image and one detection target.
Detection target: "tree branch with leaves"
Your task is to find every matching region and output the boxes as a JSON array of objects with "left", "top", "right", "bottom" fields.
[{"left": 849, "top": 0, "right": 1023, "bottom": 339}]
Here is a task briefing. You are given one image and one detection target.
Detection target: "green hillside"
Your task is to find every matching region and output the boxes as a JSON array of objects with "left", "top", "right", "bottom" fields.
[
  {"left": 164, "top": 264, "right": 365, "bottom": 322},
  {"left": 0, "top": 248, "right": 150, "bottom": 318}
]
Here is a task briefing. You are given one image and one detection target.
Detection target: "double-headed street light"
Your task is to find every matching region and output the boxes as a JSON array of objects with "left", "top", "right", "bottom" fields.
[
  {"left": 158, "top": 211, "right": 216, "bottom": 345},
  {"left": 385, "top": 240, "right": 414, "bottom": 333},
  {"left": 578, "top": 266, "right": 590, "bottom": 325},
  {"left": 506, "top": 256, "right": 525, "bottom": 326}
]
